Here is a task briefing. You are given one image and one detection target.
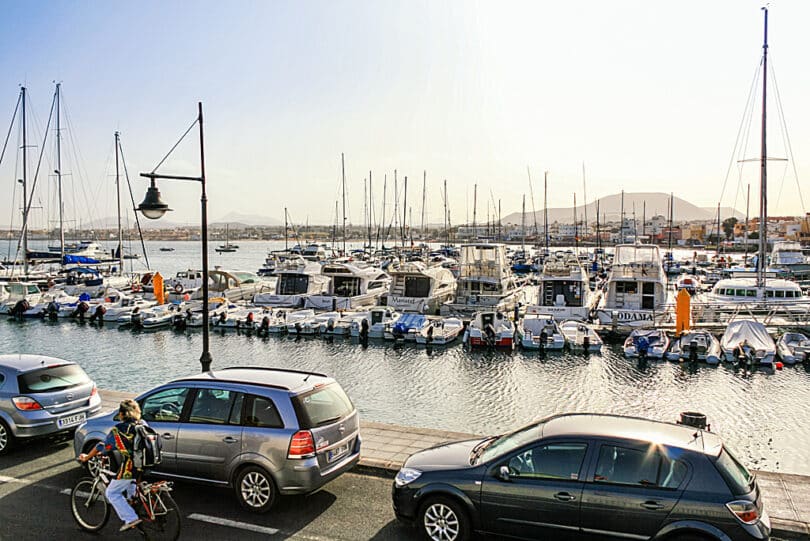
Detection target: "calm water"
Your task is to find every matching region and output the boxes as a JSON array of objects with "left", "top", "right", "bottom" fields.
[{"left": 2, "top": 240, "right": 810, "bottom": 475}]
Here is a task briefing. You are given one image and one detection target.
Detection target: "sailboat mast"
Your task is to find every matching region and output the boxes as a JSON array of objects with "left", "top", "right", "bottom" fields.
[
  {"left": 341, "top": 153, "right": 347, "bottom": 255},
  {"left": 472, "top": 183, "right": 477, "bottom": 239},
  {"left": 716, "top": 203, "right": 721, "bottom": 256},
  {"left": 363, "top": 177, "right": 368, "bottom": 249},
  {"left": 620, "top": 190, "right": 625, "bottom": 245},
  {"left": 757, "top": 6, "right": 768, "bottom": 291},
  {"left": 380, "top": 174, "right": 387, "bottom": 248},
  {"left": 527, "top": 167, "right": 538, "bottom": 237},
  {"left": 421, "top": 170, "right": 426, "bottom": 241},
  {"left": 543, "top": 171, "right": 549, "bottom": 253},
  {"left": 444, "top": 179, "right": 449, "bottom": 246},
  {"left": 642, "top": 201, "right": 646, "bottom": 239},
  {"left": 668, "top": 193, "right": 674, "bottom": 253},
  {"left": 368, "top": 170, "right": 373, "bottom": 249},
  {"left": 582, "top": 163, "right": 588, "bottom": 240},
  {"left": 596, "top": 199, "right": 601, "bottom": 252},
  {"left": 55, "top": 83, "right": 65, "bottom": 261},
  {"left": 744, "top": 183, "right": 751, "bottom": 266},
  {"left": 521, "top": 194, "right": 526, "bottom": 252},
  {"left": 21, "top": 86, "right": 29, "bottom": 275},
  {"left": 114, "top": 131, "right": 123, "bottom": 274},
  {"left": 284, "top": 207, "right": 288, "bottom": 251},
  {"left": 574, "top": 193, "right": 578, "bottom": 254},
  {"left": 403, "top": 176, "right": 408, "bottom": 245}
]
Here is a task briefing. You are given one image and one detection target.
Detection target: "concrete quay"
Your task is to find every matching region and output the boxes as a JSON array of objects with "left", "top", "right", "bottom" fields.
[{"left": 99, "top": 390, "right": 810, "bottom": 539}]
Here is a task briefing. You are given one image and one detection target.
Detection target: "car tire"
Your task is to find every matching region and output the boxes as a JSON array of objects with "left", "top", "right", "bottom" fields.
[
  {"left": 234, "top": 465, "right": 277, "bottom": 513},
  {"left": 418, "top": 496, "right": 471, "bottom": 541},
  {"left": 82, "top": 441, "right": 103, "bottom": 477},
  {"left": 0, "top": 420, "right": 14, "bottom": 456}
]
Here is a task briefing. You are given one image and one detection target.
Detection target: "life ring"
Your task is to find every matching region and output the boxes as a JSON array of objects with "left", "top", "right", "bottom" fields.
[
  {"left": 174, "top": 284, "right": 184, "bottom": 294},
  {"left": 131, "top": 283, "right": 142, "bottom": 293}
]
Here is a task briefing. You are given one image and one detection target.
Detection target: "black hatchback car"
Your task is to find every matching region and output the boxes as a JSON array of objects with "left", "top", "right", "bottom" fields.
[{"left": 392, "top": 413, "right": 770, "bottom": 541}]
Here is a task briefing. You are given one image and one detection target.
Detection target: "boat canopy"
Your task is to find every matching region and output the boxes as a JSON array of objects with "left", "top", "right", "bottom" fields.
[{"left": 721, "top": 320, "right": 773, "bottom": 351}]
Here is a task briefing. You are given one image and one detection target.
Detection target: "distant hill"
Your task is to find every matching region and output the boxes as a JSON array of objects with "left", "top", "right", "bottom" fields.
[
  {"left": 211, "top": 211, "right": 282, "bottom": 227},
  {"left": 80, "top": 211, "right": 282, "bottom": 230},
  {"left": 501, "top": 192, "right": 744, "bottom": 225}
]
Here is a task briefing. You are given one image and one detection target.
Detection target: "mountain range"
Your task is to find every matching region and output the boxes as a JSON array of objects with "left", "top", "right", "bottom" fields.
[{"left": 500, "top": 192, "right": 743, "bottom": 226}]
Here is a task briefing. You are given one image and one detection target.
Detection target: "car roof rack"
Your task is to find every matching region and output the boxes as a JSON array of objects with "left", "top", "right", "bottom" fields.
[
  {"left": 219, "top": 366, "right": 328, "bottom": 378},
  {"left": 175, "top": 377, "right": 292, "bottom": 391}
]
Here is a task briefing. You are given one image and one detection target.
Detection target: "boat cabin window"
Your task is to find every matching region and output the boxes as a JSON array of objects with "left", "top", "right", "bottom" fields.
[
  {"left": 775, "top": 290, "right": 785, "bottom": 298},
  {"left": 766, "top": 290, "right": 773, "bottom": 298},
  {"left": 333, "top": 276, "right": 361, "bottom": 297},
  {"left": 481, "top": 282, "right": 500, "bottom": 293},
  {"left": 746, "top": 289, "right": 756, "bottom": 297},
  {"left": 27, "top": 285, "right": 40, "bottom": 294},
  {"left": 278, "top": 275, "right": 309, "bottom": 295},
  {"left": 404, "top": 276, "right": 431, "bottom": 298},
  {"left": 614, "top": 281, "right": 638, "bottom": 294},
  {"left": 368, "top": 281, "right": 386, "bottom": 290}
]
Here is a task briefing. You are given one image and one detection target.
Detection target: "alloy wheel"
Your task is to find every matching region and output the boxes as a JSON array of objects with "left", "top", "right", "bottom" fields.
[
  {"left": 423, "top": 502, "right": 460, "bottom": 541},
  {"left": 240, "top": 471, "right": 272, "bottom": 508},
  {"left": 0, "top": 423, "right": 7, "bottom": 452}
]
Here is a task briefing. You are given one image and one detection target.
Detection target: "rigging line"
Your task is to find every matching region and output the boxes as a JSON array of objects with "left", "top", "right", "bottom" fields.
[
  {"left": 769, "top": 55, "right": 805, "bottom": 211},
  {"left": 117, "top": 134, "right": 150, "bottom": 270},
  {"left": 61, "top": 91, "right": 101, "bottom": 238},
  {"left": 732, "top": 76, "right": 759, "bottom": 216},
  {"left": 717, "top": 61, "right": 762, "bottom": 208},
  {"left": 0, "top": 92, "right": 21, "bottom": 168},
  {"left": 19, "top": 88, "right": 57, "bottom": 243},
  {"left": 150, "top": 117, "right": 198, "bottom": 174}
]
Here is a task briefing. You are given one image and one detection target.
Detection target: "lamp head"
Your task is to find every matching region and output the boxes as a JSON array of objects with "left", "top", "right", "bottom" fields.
[{"left": 137, "top": 180, "right": 172, "bottom": 220}]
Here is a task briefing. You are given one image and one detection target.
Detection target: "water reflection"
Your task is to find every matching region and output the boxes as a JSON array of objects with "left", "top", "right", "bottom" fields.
[{"left": 1, "top": 319, "right": 809, "bottom": 475}]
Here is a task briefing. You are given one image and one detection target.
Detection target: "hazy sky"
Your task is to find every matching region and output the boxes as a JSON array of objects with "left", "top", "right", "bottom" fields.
[{"left": 2, "top": 0, "right": 809, "bottom": 229}]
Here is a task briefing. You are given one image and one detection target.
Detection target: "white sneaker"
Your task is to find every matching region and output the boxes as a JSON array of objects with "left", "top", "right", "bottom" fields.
[{"left": 119, "top": 518, "right": 142, "bottom": 531}]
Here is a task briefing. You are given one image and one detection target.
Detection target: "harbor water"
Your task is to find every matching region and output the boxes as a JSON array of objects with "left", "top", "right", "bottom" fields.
[{"left": 2, "top": 240, "right": 810, "bottom": 476}]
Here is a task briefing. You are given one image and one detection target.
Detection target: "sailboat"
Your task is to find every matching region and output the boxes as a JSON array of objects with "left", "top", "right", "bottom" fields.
[{"left": 216, "top": 224, "right": 238, "bottom": 253}]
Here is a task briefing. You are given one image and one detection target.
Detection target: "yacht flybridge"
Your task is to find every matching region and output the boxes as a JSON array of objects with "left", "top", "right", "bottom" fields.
[{"left": 387, "top": 261, "right": 457, "bottom": 314}]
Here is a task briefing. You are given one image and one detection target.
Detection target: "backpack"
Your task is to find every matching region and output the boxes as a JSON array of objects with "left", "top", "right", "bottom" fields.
[{"left": 132, "top": 422, "right": 162, "bottom": 469}]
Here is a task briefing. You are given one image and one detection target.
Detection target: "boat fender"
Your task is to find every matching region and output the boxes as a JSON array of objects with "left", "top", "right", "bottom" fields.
[
  {"left": 131, "top": 283, "right": 142, "bottom": 293},
  {"left": 775, "top": 361, "right": 784, "bottom": 370}
]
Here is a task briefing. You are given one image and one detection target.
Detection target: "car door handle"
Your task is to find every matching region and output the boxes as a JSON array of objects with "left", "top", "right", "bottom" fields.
[
  {"left": 223, "top": 436, "right": 239, "bottom": 444},
  {"left": 554, "top": 492, "right": 576, "bottom": 502},
  {"left": 161, "top": 433, "right": 174, "bottom": 440},
  {"left": 641, "top": 501, "right": 665, "bottom": 510}
]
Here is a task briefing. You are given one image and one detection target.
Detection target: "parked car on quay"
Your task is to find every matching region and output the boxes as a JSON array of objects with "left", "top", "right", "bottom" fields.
[
  {"left": 392, "top": 413, "right": 770, "bottom": 541},
  {"left": 74, "top": 366, "right": 361, "bottom": 513},
  {"left": 0, "top": 354, "right": 102, "bottom": 455}
]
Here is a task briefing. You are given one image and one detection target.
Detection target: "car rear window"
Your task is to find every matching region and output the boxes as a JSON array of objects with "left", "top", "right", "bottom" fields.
[
  {"left": 17, "top": 364, "right": 90, "bottom": 393},
  {"left": 714, "top": 447, "right": 754, "bottom": 495},
  {"left": 291, "top": 382, "right": 354, "bottom": 429}
]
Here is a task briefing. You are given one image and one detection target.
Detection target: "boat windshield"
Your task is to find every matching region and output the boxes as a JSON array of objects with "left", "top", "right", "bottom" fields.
[{"left": 614, "top": 245, "right": 660, "bottom": 265}]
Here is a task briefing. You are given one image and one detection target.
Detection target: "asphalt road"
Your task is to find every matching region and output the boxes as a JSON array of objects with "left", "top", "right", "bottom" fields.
[{"left": 0, "top": 436, "right": 418, "bottom": 541}]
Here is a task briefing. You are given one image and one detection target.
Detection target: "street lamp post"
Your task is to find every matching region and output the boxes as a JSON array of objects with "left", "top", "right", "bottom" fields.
[{"left": 137, "top": 102, "right": 212, "bottom": 372}]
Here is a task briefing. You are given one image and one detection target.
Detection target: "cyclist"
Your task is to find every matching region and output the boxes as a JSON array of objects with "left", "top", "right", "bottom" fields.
[{"left": 79, "top": 399, "right": 144, "bottom": 531}]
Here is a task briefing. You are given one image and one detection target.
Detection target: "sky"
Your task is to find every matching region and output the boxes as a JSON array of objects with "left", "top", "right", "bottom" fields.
[{"left": 1, "top": 0, "right": 809, "bottom": 229}]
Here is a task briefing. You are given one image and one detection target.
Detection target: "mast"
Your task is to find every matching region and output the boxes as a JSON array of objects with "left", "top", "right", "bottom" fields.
[
  {"left": 527, "top": 167, "right": 539, "bottom": 237},
  {"left": 757, "top": 6, "right": 768, "bottom": 293},
  {"left": 403, "top": 175, "right": 408, "bottom": 245},
  {"left": 341, "top": 153, "right": 347, "bottom": 255},
  {"left": 543, "top": 171, "right": 549, "bottom": 253},
  {"left": 284, "top": 207, "right": 288, "bottom": 251},
  {"left": 394, "top": 170, "right": 399, "bottom": 247},
  {"left": 716, "top": 203, "right": 721, "bottom": 256},
  {"left": 114, "top": 131, "right": 124, "bottom": 273},
  {"left": 620, "top": 190, "right": 625, "bottom": 245},
  {"left": 472, "top": 183, "right": 477, "bottom": 239},
  {"left": 363, "top": 177, "right": 368, "bottom": 249},
  {"left": 582, "top": 162, "right": 588, "bottom": 241},
  {"left": 368, "top": 170, "right": 373, "bottom": 249},
  {"left": 421, "top": 170, "right": 426, "bottom": 241},
  {"left": 443, "top": 179, "right": 449, "bottom": 246},
  {"left": 55, "top": 83, "right": 65, "bottom": 262},
  {"left": 521, "top": 195, "right": 526, "bottom": 252},
  {"left": 573, "top": 193, "right": 578, "bottom": 254},
  {"left": 380, "top": 174, "right": 387, "bottom": 248},
  {"left": 642, "top": 201, "right": 646, "bottom": 239},
  {"left": 21, "top": 86, "right": 29, "bottom": 275},
  {"left": 498, "top": 199, "right": 501, "bottom": 242},
  {"left": 596, "top": 199, "right": 601, "bottom": 252},
  {"left": 744, "top": 183, "right": 751, "bottom": 266},
  {"left": 667, "top": 193, "right": 674, "bottom": 254}
]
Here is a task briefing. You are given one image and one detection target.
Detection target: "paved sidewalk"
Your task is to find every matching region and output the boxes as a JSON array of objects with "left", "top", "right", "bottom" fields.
[{"left": 100, "top": 390, "right": 810, "bottom": 539}]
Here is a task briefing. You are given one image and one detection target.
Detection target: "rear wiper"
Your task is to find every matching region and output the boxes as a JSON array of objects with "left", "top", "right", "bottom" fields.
[{"left": 316, "top": 416, "right": 343, "bottom": 427}]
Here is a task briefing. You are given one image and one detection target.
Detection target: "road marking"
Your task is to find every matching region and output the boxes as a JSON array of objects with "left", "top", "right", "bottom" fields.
[
  {"left": 188, "top": 513, "right": 280, "bottom": 535},
  {"left": 0, "top": 476, "right": 32, "bottom": 485}
]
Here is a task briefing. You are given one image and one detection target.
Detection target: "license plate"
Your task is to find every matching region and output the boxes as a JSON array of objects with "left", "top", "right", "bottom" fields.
[
  {"left": 57, "top": 412, "right": 86, "bottom": 429},
  {"left": 327, "top": 443, "right": 350, "bottom": 463}
]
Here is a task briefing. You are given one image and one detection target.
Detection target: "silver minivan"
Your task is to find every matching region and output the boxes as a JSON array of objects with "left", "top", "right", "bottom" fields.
[
  {"left": 74, "top": 367, "right": 361, "bottom": 512},
  {"left": 0, "top": 354, "right": 102, "bottom": 455}
]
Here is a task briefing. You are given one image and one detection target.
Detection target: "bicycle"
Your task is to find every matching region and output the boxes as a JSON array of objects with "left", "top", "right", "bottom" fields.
[{"left": 71, "top": 456, "right": 181, "bottom": 540}]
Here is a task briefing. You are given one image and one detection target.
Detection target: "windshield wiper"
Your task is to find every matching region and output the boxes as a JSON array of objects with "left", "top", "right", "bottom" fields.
[
  {"left": 316, "top": 415, "right": 343, "bottom": 427},
  {"left": 469, "top": 435, "right": 500, "bottom": 465}
]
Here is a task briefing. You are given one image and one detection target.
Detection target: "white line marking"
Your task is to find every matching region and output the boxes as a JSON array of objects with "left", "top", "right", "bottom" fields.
[
  {"left": 188, "top": 513, "right": 280, "bottom": 535},
  {"left": 0, "top": 475, "right": 32, "bottom": 485}
]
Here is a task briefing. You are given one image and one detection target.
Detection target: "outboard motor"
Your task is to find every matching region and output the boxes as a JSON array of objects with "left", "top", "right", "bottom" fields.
[
  {"left": 426, "top": 324, "right": 434, "bottom": 343},
  {"left": 484, "top": 323, "right": 496, "bottom": 346},
  {"left": 260, "top": 315, "right": 270, "bottom": 335},
  {"left": 539, "top": 329, "right": 548, "bottom": 353},
  {"left": 132, "top": 310, "right": 144, "bottom": 329},
  {"left": 173, "top": 312, "right": 188, "bottom": 330},
  {"left": 89, "top": 304, "right": 107, "bottom": 323},
  {"left": 46, "top": 301, "right": 59, "bottom": 320},
  {"left": 73, "top": 301, "right": 90, "bottom": 321},
  {"left": 689, "top": 340, "right": 699, "bottom": 363},
  {"left": 11, "top": 299, "right": 30, "bottom": 319},
  {"left": 360, "top": 318, "right": 369, "bottom": 341}
]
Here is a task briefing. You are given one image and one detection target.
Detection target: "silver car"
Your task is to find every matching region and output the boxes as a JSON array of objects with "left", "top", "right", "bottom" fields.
[
  {"left": 0, "top": 354, "right": 102, "bottom": 455},
  {"left": 74, "top": 367, "right": 361, "bottom": 513}
]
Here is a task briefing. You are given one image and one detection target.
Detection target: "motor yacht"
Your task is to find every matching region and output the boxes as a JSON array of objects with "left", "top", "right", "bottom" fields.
[
  {"left": 386, "top": 261, "right": 456, "bottom": 315},
  {"left": 305, "top": 262, "right": 390, "bottom": 310}
]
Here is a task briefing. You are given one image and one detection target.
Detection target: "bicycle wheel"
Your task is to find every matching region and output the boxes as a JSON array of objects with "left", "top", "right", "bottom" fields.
[
  {"left": 70, "top": 477, "right": 110, "bottom": 532},
  {"left": 138, "top": 492, "right": 181, "bottom": 541}
]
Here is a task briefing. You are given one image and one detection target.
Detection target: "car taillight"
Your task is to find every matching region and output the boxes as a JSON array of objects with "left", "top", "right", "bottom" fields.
[
  {"left": 726, "top": 500, "right": 760, "bottom": 524},
  {"left": 12, "top": 396, "right": 43, "bottom": 411},
  {"left": 288, "top": 430, "right": 315, "bottom": 459}
]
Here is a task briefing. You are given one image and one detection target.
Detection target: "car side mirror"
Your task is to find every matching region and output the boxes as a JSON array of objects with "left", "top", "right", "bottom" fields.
[{"left": 498, "top": 465, "right": 511, "bottom": 482}]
